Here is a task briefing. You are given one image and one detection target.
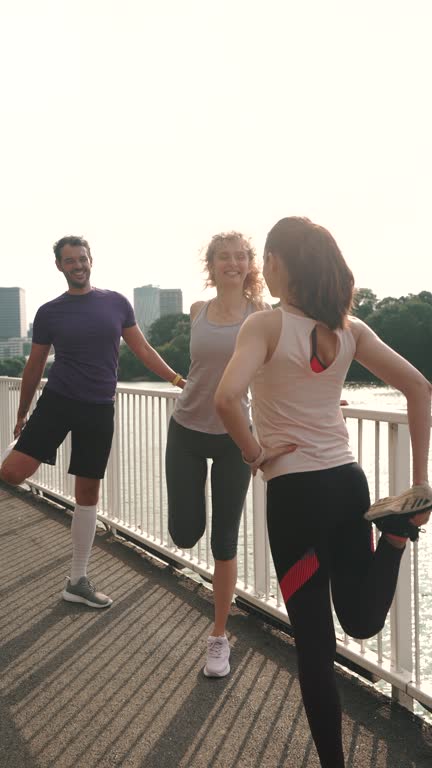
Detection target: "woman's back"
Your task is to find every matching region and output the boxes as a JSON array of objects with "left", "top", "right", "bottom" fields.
[{"left": 251, "top": 308, "right": 356, "bottom": 479}]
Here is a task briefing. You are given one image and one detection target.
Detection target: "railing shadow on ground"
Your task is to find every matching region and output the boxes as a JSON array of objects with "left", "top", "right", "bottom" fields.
[{"left": 1, "top": 486, "right": 432, "bottom": 768}]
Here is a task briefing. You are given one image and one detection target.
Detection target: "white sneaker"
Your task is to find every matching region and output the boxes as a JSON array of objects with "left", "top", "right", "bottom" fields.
[
  {"left": 203, "top": 635, "right": 230, "bottom": 677},
  {"left": 364, "top": 483, "right": 432, "bottom": 542},
  {"left": 1, "top": 439, "right": 18, "bottom": 465},
  {"left": 364, "top": 483, "right": 432, "bottom": 520}
]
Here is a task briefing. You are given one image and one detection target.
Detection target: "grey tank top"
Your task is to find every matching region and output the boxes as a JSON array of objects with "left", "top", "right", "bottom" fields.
[{"left": 173, "top": 300, "right": 255, "bottom": 434}]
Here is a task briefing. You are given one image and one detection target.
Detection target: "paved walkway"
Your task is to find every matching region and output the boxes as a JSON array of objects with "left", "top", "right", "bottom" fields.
[{"left": 1, "top": 483, "right": 432, "bottom": 768}]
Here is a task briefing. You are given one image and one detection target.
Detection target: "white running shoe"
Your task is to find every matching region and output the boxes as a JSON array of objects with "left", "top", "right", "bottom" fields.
[
  {"left": 365, "top": 483, "right": 432, "bottom": 520},
  {"left": 364, "top": 482, "right": 432, "bottom": 542},
  {"left": 0, "top": 439, "right": 18, "bottom": 465},
  {"left": 203, "top": 635, "right": 231, "bottom": 678}
]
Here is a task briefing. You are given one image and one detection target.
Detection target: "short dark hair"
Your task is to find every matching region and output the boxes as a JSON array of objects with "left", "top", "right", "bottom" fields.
[
  {"left": 53, "top": 235, "right": 92, "bottom": 263},
  {"left": 265, "top": 217, "right": 354, "bottom": 330}
]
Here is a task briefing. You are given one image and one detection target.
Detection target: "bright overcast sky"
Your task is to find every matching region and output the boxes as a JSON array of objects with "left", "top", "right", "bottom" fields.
[{"left": 1, "top": 0, "right": 431, "bottom": 326}]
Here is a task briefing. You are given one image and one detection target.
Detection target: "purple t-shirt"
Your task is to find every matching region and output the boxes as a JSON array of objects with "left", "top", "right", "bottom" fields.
[{"left": 32, "top": 288, "right": 136, "bottom": 403}]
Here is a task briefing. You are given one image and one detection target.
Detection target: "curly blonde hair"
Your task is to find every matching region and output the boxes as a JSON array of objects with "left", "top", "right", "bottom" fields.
[{"left": 202, "top": 231, "right": 264, "bottom": 304}]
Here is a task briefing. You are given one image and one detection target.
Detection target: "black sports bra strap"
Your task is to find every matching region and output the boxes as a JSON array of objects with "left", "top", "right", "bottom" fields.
[{"left": 311, "top": 325, "right": 318, "bottom": 357}]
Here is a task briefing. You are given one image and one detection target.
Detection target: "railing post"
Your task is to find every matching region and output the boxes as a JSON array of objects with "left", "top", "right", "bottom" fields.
[
  {"left": 252, "top": 473, "right": 267, "bottom": 597},
  {"left": 0, "top": 379, "right": 10, "bottom": 454},
  {"left": 0, "top": 377, "right": 18, "bottom": 454},
  {"left": 105, "top": 393, "right": 122, "bottom": 532},
  {"left": 388, "top": 422, "right": 413, "bottom": 709}
]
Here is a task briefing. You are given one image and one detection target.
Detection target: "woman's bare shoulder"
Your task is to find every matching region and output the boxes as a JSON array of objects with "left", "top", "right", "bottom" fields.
[
  {"left": 250, "top": 298, "right": 273, "bottom": 312},
  {"left": 190, "top": 301, "right": 206, "bottom": 321},
  {"left": 242, "top": 306, "right": 281, "bottom": 337},
  {"left": 346, "top": 314, "right": 367, "bottom": 342}
]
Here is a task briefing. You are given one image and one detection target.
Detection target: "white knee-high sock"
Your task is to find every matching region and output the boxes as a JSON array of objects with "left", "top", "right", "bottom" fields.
[{"left": 70, "top": 504, "right": 97, "bottom": 584}]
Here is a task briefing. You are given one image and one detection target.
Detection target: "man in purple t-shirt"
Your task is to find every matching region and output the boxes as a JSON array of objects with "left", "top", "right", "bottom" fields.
[{"left": 0, "top": 235, "right": 185, "bottom": 608}]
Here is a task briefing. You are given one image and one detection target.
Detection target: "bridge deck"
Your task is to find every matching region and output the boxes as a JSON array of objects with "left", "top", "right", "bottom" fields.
[{"left": 1, "top": 483, "right": 431, "bottom": 768}]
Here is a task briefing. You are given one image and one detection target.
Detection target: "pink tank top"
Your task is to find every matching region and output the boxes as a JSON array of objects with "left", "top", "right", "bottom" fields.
[{"left": 251, "top": 308, "right": 356, "bottom": 480}]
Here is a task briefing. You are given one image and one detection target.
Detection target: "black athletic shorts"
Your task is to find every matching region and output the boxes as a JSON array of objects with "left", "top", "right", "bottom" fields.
[{"left": 15, "top": 387, "right": 115, "bottom": 479}]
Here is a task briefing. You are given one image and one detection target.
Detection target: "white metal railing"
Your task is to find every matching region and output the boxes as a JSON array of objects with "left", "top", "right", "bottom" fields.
[{"left": 1, "top": 376, "right": 431, "bottom": 716}]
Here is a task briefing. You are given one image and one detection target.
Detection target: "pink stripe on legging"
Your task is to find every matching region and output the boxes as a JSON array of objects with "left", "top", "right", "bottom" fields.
[{"left": 280, "top": 551, "right": 320, "bottom": 603}]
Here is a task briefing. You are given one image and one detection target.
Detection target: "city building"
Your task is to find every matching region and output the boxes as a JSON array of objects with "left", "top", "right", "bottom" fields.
[
  {"left": 159, "top": 289, "right": 183, "bottom": 317},
  {"left": 0, "top": 287, "right": 27, "bottom": 340},
  {"left": 134, "top": 285, "right": 161, "bottom": 334},
  {"left": 0, "top": 337, "right": 31, "bottom": 360},
  {"left": 134, "top": 285, "right": 183, "bottom": 333}
]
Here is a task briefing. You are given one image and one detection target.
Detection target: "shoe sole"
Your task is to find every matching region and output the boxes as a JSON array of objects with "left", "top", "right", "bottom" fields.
[
  {"left": 62, "top": 591, "right": 113, "bottom": 608},
  {"left": 365, "top": 500, "right": 432, "bottom": 520},
  {"left": 203, "top": 662, "right": 230, "bottom": 678},
  {"left": 365, "top": 492, "right": 432, "bottom": 521}
]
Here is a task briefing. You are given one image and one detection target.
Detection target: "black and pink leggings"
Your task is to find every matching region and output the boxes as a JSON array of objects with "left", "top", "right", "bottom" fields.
[{"left": 266, "top": 462, "right": 405, "bottom": 768}]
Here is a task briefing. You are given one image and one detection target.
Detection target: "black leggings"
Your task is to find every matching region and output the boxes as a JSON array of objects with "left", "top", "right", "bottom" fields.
[
  {"left": 267, "top": 463, "right": 404, "bottom": 768},
  {"left": 166, "top": 417, "right": 251, "bottom": 560}
]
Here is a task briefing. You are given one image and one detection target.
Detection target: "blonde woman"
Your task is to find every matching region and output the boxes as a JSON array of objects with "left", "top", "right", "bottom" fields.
[{"left": 165, "top": 232, "right": 271, "bottom": 677}]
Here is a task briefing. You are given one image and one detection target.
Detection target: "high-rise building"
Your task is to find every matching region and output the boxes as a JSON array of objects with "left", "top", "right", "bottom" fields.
[
  {"left": 0, "top": 287, "right": 27, "bottom": 340},
  {"left": 133, "top": 285, "right": 161, "bottom": 334},
  {"left": 159, "top": 289, "right": 183, "bottom": 317},
  {"left": 133, "top": 285, "right": 184, "bottom": 334}
]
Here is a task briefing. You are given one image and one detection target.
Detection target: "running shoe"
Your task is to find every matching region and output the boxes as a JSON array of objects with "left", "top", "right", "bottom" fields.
[
  {"left": 364, "top": 483, "right": 432, "bottom": 542},
  {"left": 62, "top": 577, "right": 113, "bottom": 608},
  {"left": 203, "top": 635, "right": 230, "bottom": 678}
]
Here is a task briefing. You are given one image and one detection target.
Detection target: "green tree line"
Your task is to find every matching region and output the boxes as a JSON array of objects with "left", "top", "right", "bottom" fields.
[
  {"left": 1, "top": 293, "right": 430, "bottom": 383},
  {"left": 118, "top": 292, "right": 432, "bottom": 384},
  {"left": 118, "top": 314, "right": 191, "bottom": 381},
  {"left": 347, "top": 289, "right": 432, "bottom": 382},
  {"left": 0, "top": 357, "right": 27, "bottom": 377}
]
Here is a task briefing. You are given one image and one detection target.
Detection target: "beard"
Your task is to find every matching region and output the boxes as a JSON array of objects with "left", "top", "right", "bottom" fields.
[{"left": 66, "top": 270, "right": 91, "bottom": 289}]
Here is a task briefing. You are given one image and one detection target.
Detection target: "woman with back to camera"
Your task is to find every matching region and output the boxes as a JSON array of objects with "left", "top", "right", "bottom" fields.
[
  {"left": 165, "top": 231, "right": 280, "bottom": 678},
  {"left": 215, "top": 217, "right": 432, "bottom": 768}
]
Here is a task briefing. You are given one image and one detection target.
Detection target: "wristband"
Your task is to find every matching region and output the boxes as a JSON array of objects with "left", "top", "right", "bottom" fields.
[{"left": 171, "top": 373, "right": 182, "bottom": 386}]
